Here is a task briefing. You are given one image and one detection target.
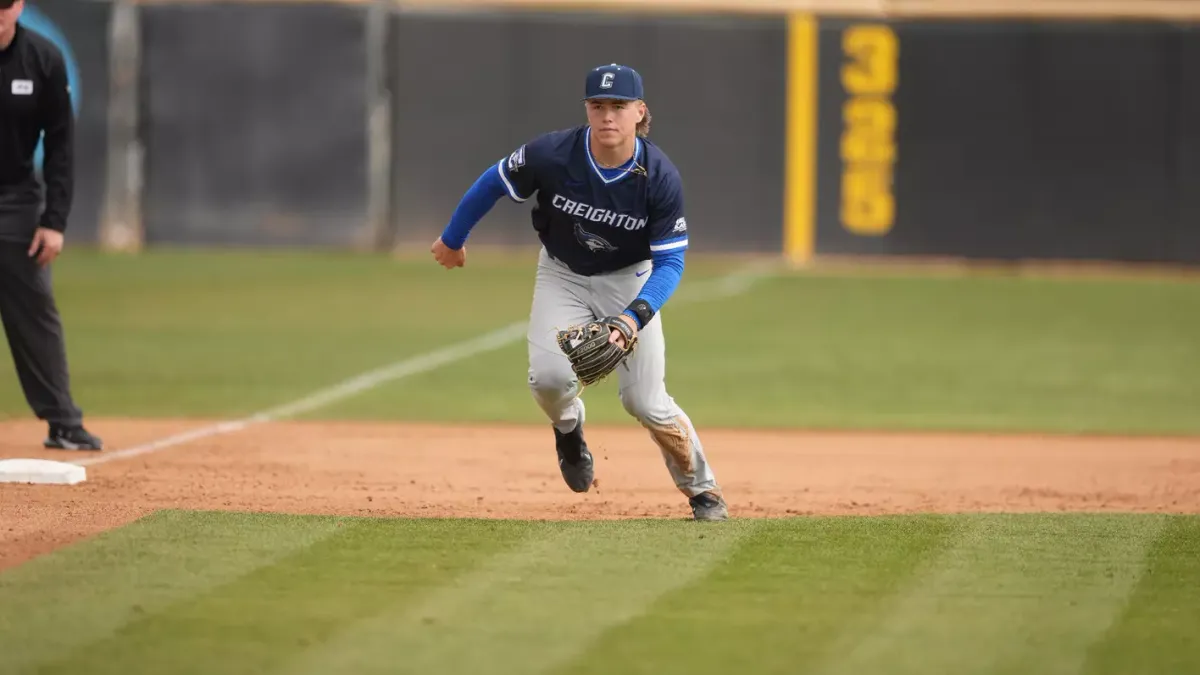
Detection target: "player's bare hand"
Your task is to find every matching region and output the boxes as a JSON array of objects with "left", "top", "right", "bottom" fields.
[
  {"left": 610, "top": 314, "right": 638, "bottom": 348},
  {"left": 28, "top": 228, "right": 64, "bottom": 266},
  {"left": 431, "top": 237, "right": 465, "bottom": 269}
]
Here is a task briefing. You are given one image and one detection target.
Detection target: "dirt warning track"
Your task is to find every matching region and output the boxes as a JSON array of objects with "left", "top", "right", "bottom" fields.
[{"left": 2, "top": 417, "right": 1199, "bottom": 570}]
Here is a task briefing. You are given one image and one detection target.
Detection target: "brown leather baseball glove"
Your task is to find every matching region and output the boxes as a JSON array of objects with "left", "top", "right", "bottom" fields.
[{"left": 556, "top": 316, "right": 639, "bottom": 387}]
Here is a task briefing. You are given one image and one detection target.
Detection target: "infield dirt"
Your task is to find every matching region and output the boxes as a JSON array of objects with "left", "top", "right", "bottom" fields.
[{"left": 2, "top": 417, "right": 1199, "bottom": 571}]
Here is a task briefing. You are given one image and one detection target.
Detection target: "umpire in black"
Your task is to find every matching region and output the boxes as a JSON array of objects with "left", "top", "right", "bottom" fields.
[{"left": 0, "top": 0, "right": 101, "bottom": 450}]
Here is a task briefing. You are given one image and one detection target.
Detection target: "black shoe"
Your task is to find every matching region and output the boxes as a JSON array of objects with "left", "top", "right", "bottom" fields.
[
  {"left": 44, "top": 424, "right": 104, "bottom": 451},
  {"left": 689, "top": 491, "right": 729, "bottom": 521},
  {"left": 554, "top": 420, "right": 593, "bottom": 493}
]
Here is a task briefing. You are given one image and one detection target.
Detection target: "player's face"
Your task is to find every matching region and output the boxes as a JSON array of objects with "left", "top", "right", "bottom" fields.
[
  {"left": 586, "top": 98, "right": 644, "bottom": 147},
  {"left": 0, "top": 0, "right": 23, "bottom": 38}
]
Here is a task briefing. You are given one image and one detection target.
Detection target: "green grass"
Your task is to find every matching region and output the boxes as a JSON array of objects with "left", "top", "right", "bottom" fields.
[
  {"left": 3, "top": 250, "right": 1194, "bottom": 673},
  {"left": 1, "top": 510, "right": 1197, "bottom": 675},
  {"left": 0, "top": 247, "right": 1197, "bottom": 434}
]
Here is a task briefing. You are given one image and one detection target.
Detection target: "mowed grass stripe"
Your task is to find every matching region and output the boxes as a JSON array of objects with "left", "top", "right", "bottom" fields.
[
  {"left": 811, "top": 514, "right": 1167, "bottom": 675},
  {"left": 280, "top": 520, "right": 756, "bottom": 675},
  {"left": 30, "top": 517, "right": 534, "bottom": 675},
  {"left": 5, "top": 514, "right": 1196, "bottom": 675},
  {"left": 554, "top": 516, "right": 957, "bottom": 675},
  {"left": 1081, "top": 516, "right": 1200, "bottom": 675},
  {"left": 0, "top": 510, "right": 348, "bottom": 675}
]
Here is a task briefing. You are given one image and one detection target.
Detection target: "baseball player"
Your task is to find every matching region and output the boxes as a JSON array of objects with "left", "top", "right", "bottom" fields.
[
  {"left": 0, "top": 0, "right": 102, "bottom": 451},
  {"left": 431, "top": 63, "right": 727, "bottom": 521}
]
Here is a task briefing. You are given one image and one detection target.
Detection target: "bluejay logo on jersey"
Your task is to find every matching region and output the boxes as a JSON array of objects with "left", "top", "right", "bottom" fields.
[
  {"left": 673, "top": 217, "right": 687, "bottom": 233},
  {"left": 552, "top": 194, "right": 647, "bottom": 231},
  {"left": 573, "top": 222, "right": 618, "bottom": 253}
]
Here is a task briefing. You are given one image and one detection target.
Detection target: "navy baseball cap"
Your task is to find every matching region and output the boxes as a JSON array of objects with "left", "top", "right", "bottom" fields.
[{"left": 584, "top": 64, "right": 644, "bottom": 101}]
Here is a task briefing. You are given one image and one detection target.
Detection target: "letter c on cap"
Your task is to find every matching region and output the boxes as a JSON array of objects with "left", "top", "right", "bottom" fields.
[{"left": 600, "top": 73, "right": 614, "bottom": 89}]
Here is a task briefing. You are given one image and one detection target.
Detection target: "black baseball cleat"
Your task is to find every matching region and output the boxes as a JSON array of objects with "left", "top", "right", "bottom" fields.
[
  {"left": 44, "top": 424, "right": 104, "bottom": 451},
  {"left": 554, "top": 420, "right": 593, "bottom": 493},
  {"left": 689, "top": 491, "right": 729, "bottom": 521}
]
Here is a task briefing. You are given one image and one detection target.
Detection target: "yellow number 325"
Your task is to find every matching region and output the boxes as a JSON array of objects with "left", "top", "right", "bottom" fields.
[{"left": 839, "top": 24, "right": 899, "bottom": 236}]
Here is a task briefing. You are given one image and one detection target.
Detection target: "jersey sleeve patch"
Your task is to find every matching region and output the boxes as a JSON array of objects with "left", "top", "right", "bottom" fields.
[
  {"left": 497, "top": 136, "right": 549, "bottom": 202},
  {"left": 496, "top": 157, "right": 528, "bottom": 202},
  {"left": 506, "top": 144, "right": 526, "bottom": 173}
]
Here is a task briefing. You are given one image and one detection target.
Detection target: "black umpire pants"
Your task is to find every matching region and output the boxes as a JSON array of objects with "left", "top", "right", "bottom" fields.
[{"left": 0, "top": 241, "right": 82, "bottom": 426}]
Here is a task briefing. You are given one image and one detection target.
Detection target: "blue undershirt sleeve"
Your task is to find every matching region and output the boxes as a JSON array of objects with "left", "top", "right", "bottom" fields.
[
  {"left": 439, "top": 164, "right": 509, "bottom": 250},
  {"left": 623, "top": 248, "right": 686, "bottom": 328}
]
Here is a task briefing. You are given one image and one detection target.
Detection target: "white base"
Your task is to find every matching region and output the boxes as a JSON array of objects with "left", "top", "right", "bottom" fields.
[{"left": 0, "top": 458, "right": 87, "bottom": 485}]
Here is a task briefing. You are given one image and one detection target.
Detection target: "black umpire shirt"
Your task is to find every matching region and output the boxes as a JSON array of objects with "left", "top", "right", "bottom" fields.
[{"left": 0, "top": 22, "right": 72, "bottom": 243}]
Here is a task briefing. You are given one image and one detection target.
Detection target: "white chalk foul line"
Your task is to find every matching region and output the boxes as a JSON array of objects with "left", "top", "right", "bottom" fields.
[
  {"left": 72, "top": 322, "right": 527, "bottom": 467},
  {"left": 73, "top": 265, "right": 773, "bottom": 468}
]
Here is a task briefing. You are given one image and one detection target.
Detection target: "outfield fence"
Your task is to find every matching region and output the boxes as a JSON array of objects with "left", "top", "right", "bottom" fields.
[{"left": 26, "top": 0, "right": 1200, "bottom": 263}]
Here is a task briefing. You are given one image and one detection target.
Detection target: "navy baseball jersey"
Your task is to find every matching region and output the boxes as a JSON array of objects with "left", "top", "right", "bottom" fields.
[{"left": 496, "top": 125, "right": 689, "bottom": 277}]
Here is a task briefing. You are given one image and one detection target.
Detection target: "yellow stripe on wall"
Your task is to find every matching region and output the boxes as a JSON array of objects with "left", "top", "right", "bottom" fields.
[{"left": 784, "top": 13, "right": 819, "bottom": 265}]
